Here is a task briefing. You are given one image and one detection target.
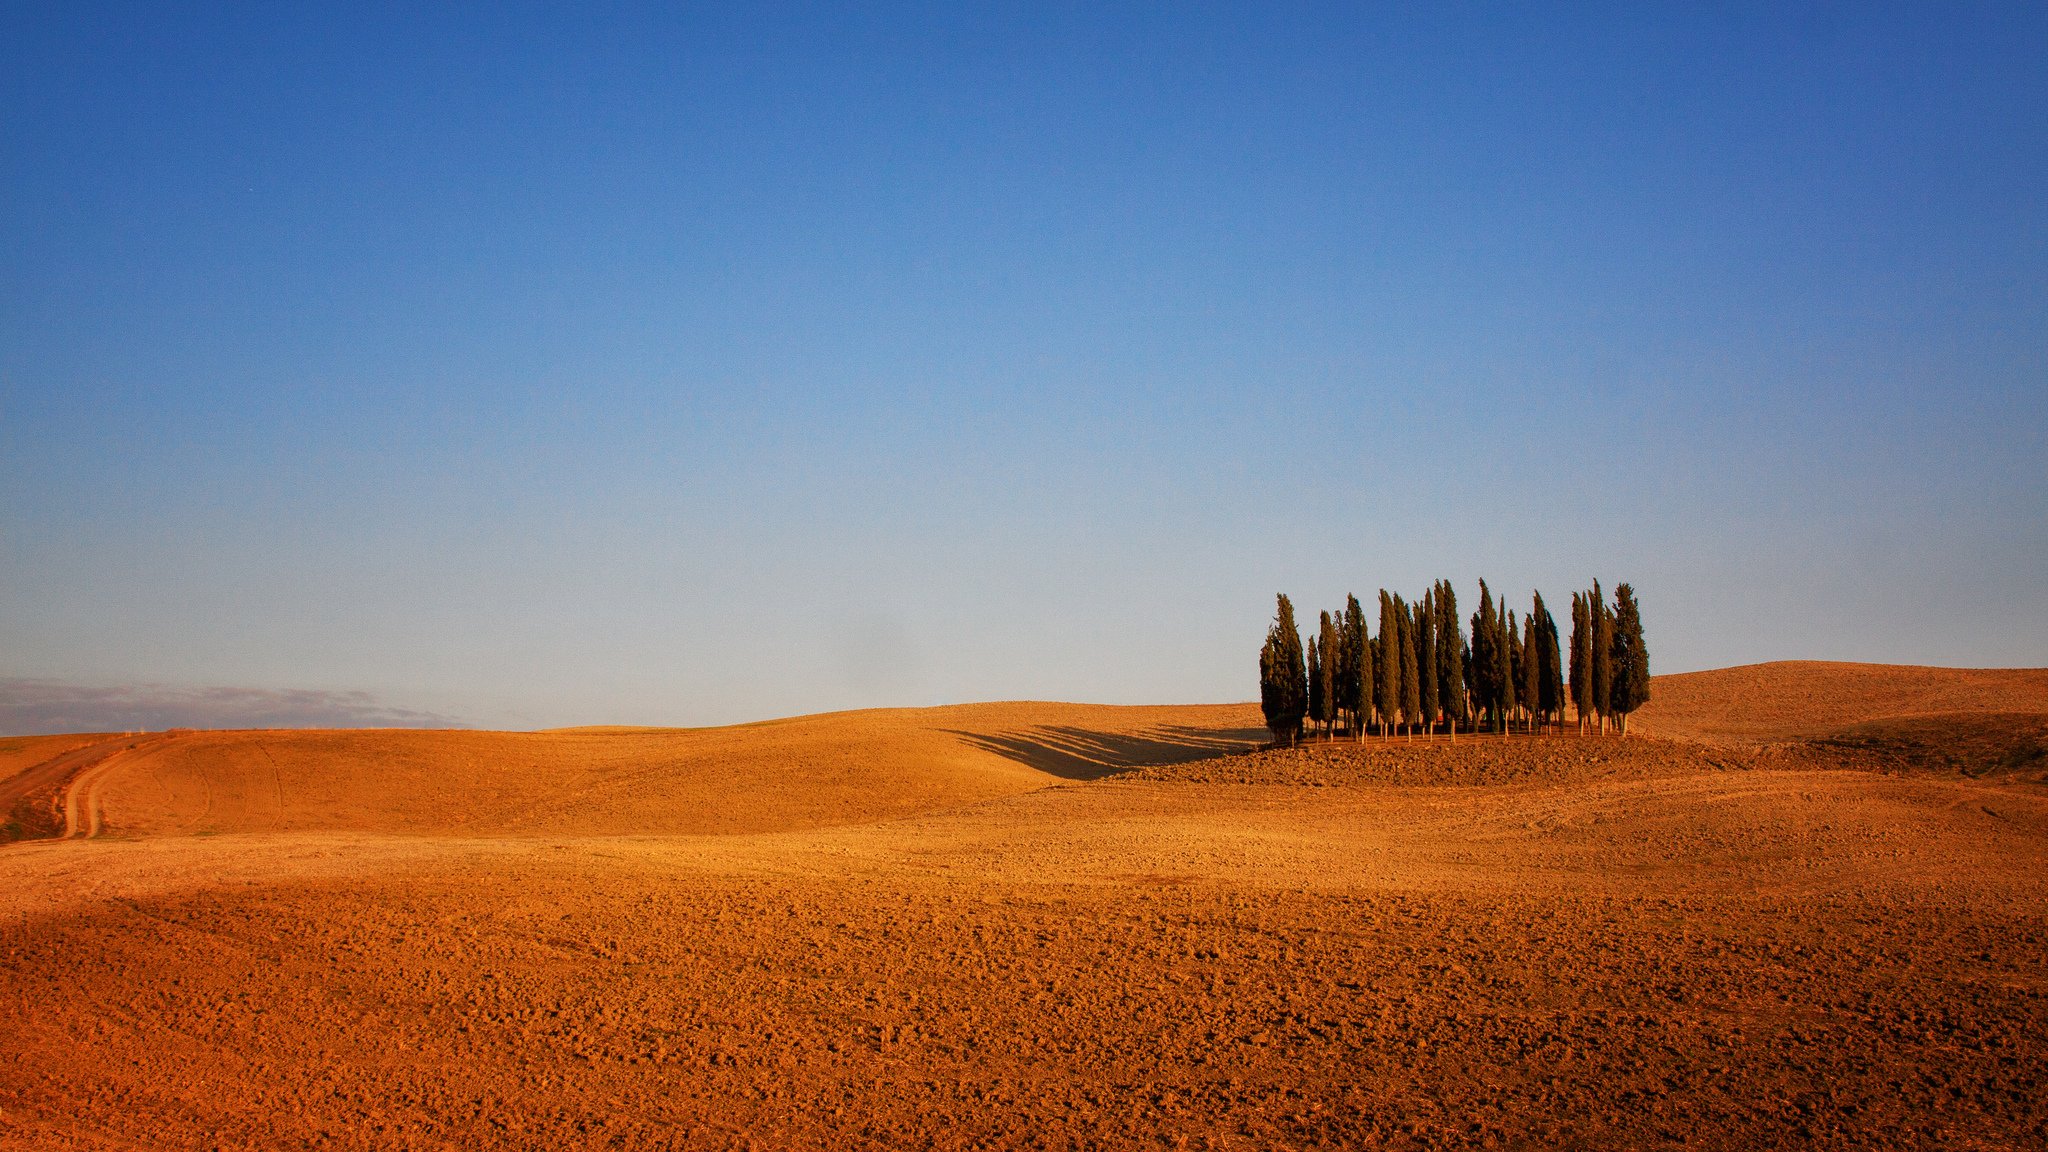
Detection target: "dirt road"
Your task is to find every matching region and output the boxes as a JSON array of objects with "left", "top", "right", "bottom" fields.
[{"left": 0, "top": 734, "right": 143, "bottom": 841}]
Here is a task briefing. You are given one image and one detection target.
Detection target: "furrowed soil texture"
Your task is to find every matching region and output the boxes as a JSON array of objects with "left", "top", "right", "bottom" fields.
[{"left": 2, "top": 665, "right": 2046, "bottom": 1150}]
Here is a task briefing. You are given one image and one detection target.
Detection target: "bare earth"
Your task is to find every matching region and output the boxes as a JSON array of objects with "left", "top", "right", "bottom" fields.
[{"left": 2, "top": 664, "right": 2045, "bottom": 1150}]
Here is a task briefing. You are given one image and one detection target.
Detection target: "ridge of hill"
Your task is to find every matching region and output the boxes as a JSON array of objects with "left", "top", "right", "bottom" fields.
[
  {"left": 4, "top": 663, "right": 2044, "bottom": 845},
  {"left": 1630, "top": 660, "right": 2048, "bottom": 745},
  {"left": 27, "top": 701, "right": 1266, "bottom": 841}
]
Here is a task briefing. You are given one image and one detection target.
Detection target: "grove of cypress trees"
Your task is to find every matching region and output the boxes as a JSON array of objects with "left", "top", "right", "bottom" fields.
[
  {"left": 1259, "top": 594, "right": 1307, "bottom": 746},
  {"left": 1610, "top": 583, "right": 1651, "bottom": 734},
  {"left": 1592, "top": 581, "right": 1614, "bottom": 735},
  {"left": 1416, "top": 592, "right": 1439, "bottom": 738},
  {"left": 1377, "top": 590, "right": 1402, "bottom": 738},
  {"left": 1398, "top": 595, "right": 1421, "bottom": 739},
  {"left": 1436, "top": 581, "right": 1466, "bottom": 740},
  {"left": 1341, "top": 595, "right": 1367, "bottom": 738}
]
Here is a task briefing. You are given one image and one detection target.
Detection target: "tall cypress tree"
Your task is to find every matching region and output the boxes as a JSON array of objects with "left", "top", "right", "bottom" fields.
[
  {"left": 1318, "top": 610, "right": 1342, "bottom": 741},
  {"left": 1436, "top": 580, "right": 1466, "bottom": 739},
  {"left": 1416, "top": 592, "right": 1439, "bottom": 738},
  {"left": 1463, "top": 638, "right": 1475, "bottom": 723},
  {"left": 1505, "top": 609, "right": 1524, "bottom": 731},
  {"left": 1534, "top": 592, "right": 1562, "bottom": 730},
  {"left": 1368, "top": 634, "right": 1382, "bottom": 733},
  {"left": 1358, "top": 605, "right": 1376, "bottom": 741},
  {"left": 1569, "top": 592, "right": 1591, "bottom": 735},
  {"left": 1398, "top": 595, "right": 1421, "bottom": 739},
  {"left": 1592, "top": 581, "right": 1615, "bottom": 736},
  {"left": 1340, "top": 595, "right": 1366, "bottom": 738},
  {"left": 1494, "top": 597, "right": 1513, "bottom": 737},
  {"left": 1377, "top": 590, "right": 1402, "bottom": 738},
  {"left": 1610, "top": 583, "right": 1651, "bottom": 734},
  {"left": 1522, "top": 610, "right": 1541, "bottom": 734},
  {"left": 1471, "top": 582, "right": 1499, "bottom": 735},
  {"left": 1259, "top": 594, "right": 1307, "bottom": 746},
  {"left": 1306, "top": 634, "right": 1326, "bottom": 737}
]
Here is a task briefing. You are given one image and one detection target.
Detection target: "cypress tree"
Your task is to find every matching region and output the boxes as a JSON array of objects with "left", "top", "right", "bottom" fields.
[
  {"left": 1494, "top": 598, "right": 1513, "bottom": 737},
  {"left": 1377, "top": 591, "right": 1402, "bottom": 738},
  {"left": 1592, "top": 581, "right": 1615, "bottom": 736},
  {"left": 1416, "top": 593, "right": 1439, "bottom": 738},
  {"left": 1462, "top": 638, "right": 1475, "bottom": 723},
  {"left": 1506, "top": 609, "right": 1524, "bottom": 731},
  {"left": 1471, "top": 582, "right": 1499, "bottom": 735},
  {"left": 1368, "top": 634, "right": 1382, "bottom": 733},
  {"left": 1340, "top": 595, "right": 1367, "bottom": 738},
  {"left": 1522, "top": 609, "right": 1540, "bottom": 734},
  {"left": 1318, "top": 610, "right": 1342, "bottom": 741},
  {"left": 1306, "top": 634, "right": 1325, "bottom": 737},
  {"left": 1569, "top": 592, "right": 1591, "bottom": 735},
  {"left": 1398, "top": 595, "right": 1421, "bottom": 739},
  {"left": 1534, "top": 592, "right": 1563, "bottom": 730},
  {"left": 1610, "top": 583, "right": 1651, "bottom": 735},
  {"left": 1259, "top": 594, "right": 1308, "bottom": 746},
  {"left": 1436, "top": 580, "right": 1466, "bottom": 739},
  {"left": 1357, "top": 607, "right": 1376, "bottom": 741}
]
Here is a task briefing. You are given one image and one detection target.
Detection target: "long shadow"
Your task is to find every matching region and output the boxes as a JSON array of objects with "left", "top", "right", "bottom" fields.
[{"left": 946, "top": 724, "right": 1270, "bottom": 781}]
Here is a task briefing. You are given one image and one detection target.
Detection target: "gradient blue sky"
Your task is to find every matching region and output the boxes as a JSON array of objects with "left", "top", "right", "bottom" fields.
[{"left": 3, "top": 3, "right": 2043, "bottom": 729}]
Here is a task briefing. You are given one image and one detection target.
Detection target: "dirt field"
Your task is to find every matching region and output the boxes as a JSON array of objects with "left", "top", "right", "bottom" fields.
[{"left": 2, "top": 663, "right": 2045, "bottom": 1150}]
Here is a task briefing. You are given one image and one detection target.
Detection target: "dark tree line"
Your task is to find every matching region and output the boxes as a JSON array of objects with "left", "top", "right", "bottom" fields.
[{"left": 1258, "top": 581, "right": 1649, "bottom": 745}]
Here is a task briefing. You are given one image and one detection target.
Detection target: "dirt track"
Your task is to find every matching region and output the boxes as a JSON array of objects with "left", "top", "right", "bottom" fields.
[
  {"left": 0, "top": 734, "right": 142, "bottom": 842},
  {"left": 1, "top": 663, "right": 2044, "bottom": 1150}
]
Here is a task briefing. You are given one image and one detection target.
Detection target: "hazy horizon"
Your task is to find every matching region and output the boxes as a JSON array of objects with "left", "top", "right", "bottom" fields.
[{"left": 5, "top": 5, "right": 2043, "bottom": 730}]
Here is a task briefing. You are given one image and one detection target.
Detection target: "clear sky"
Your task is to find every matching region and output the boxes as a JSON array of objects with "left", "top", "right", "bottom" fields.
[{"left": 3, "top": 3, "right": 2043, "bottom": 730}]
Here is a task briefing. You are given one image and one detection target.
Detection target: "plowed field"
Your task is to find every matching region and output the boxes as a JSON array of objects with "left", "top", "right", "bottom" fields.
[{"left": 2, "top": 664, "right": 2044, "bottom": 1150}]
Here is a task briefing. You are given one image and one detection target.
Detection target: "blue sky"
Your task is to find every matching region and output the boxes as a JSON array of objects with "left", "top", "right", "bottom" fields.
[{"left": 3, "top": 3, "right": 2043, "bottom": 728}]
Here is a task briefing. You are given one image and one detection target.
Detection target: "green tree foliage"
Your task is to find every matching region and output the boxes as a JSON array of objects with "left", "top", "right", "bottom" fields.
[
  {"left": 1398, "top": 595, "right": 1421, "bottom": 738},
  {"left": 1505, "top": 609, "right": 1524, "bottom": 729},
  {"left": 1263, "top": 579, "right": 1644, "bottom": 746},
  {"left": 1592, "top": 580, "right": 1615, "bottom": 735},
  {"left": 1368, "top": 634, "right": 1382, "bottom": 732},
  {"left": 1534, "top": 592, "right": 1563, "bottom": 727},
  {"left": 1259, "top": 594, "right": 1307, "bottom": 745},
  {"left": 1306, "top": 633, "right": 1326, "bottom": 736},
  {"left": 1470, "top": 582, "right": 1500, "bottom": 734},
  {"left": 1610, "top": 583, "right": 1651, "bottom": 734},
  {"left": 1340, "top": 595, "right": 1367, "bottom": 737},
  {"left": 1521, "top": 610, "right": 1540, "bottom": 732},
  {"left": 1435, "top": 581, "right": 1465, "bottom": 738},
  {"left": 1377, "top": 590, "right": 1402, "bottom": 737},
  {"left": 1570, "top": 592, "right": 1592, "bottom": 734},
  {"left": 1415, "top": 592, "right": 1439, "bottom": 737},
  {"left": 1318, "top": 610, "right": 1342, "bottom": 740}
]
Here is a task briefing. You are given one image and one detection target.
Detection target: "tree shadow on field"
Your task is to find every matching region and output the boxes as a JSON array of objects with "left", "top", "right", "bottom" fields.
[{"left": 947, "top": 725, "right": 1270, "bottom": 781}]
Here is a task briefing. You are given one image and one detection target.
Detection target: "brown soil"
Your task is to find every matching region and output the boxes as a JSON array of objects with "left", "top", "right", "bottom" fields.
[
  {"left": 0, "top": 733, "right": 133, "bottom": 842},
  {"left": 1632, "top": 661, "right": 2048, "bottom": 744},
  {"left": 2, "top": 666, "right": 2045, "bottom": 1150}
]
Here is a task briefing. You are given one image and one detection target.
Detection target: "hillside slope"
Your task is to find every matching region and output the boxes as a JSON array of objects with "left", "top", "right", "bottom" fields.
[
  {"left": 1630, "top": 661, "right": 2048, "bottom": 744},
  {"left": 73, "top": 702, "right": 1266, "bottom": 839}
]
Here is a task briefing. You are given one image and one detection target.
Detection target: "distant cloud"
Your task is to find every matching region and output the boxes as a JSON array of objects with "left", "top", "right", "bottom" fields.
[{"left": 0, "top": 679, "right": 466, "bottom": 735}]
